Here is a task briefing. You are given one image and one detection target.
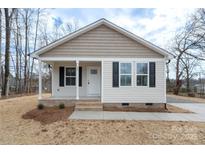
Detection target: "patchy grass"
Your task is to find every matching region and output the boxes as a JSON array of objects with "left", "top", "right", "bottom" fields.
[
  {"left": 0, "top": 93, "right": 40, "bottom": 100},
  {"left": 0, "top": 94, "right": 205, "bottom": 144}
]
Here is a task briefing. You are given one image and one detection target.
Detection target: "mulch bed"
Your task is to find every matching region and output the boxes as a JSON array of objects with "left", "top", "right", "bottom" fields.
[
  {"left": 104, "top": 104, "right": 193, "bottom": 113},
  {"left": 22, "top": 106, "right": 74, "bottom": 124}
]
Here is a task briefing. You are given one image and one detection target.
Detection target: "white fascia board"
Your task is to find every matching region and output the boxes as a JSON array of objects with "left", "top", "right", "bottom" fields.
[{"left": 39, "top": 57, "right": 165, "bottom": 62}]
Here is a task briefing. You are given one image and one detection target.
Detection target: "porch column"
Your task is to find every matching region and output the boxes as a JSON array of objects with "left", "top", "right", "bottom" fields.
[
  {"left": 76, "top": 60, "right": 79, "bottom": 100},
  {"left": 38, "top": 59, "right": 42, "bottom": 99},
  {"left": 101, "top": 60, "right": 104, "bottom": 102}
]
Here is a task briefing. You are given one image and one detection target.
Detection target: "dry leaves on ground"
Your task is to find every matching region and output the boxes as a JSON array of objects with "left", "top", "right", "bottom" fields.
[{"left": 0, "top": 95, "right": 205, "bottom": 144}]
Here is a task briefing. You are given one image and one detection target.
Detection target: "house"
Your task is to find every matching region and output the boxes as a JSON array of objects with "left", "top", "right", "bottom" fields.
[{"left": 31, "top": 18, "right": 172, "bottom": 109}]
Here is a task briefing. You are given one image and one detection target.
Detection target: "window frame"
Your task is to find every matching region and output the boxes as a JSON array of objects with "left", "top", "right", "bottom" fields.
[
  {"left": 65, "top": 66, "right": 76, "bottom": 87},
  {"left": 136, "top": 62, "right": 149, "bottom": 87},
  {"left": 119, "top": 62, "right": 132, "bottom": 87}
]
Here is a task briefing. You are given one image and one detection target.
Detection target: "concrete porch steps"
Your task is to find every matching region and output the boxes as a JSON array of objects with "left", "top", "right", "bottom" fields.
[{"left": 75, "top": 102, "right": 103, "bottom": 111}]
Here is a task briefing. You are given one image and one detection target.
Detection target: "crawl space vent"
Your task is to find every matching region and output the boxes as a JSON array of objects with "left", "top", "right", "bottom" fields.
[
  {"left": 121, "top": 103, "right": 129, "bottom": 106},
  {"left": 145, "top": 103, "right": 153, "bottom": 106}
]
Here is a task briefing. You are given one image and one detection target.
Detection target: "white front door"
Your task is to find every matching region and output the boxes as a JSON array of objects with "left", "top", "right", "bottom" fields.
[{"left": 87, "top": 66, "right": 101, "bottom": 96}]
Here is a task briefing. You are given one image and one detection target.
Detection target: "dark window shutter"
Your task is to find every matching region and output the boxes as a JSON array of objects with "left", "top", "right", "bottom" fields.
[
  {"left": 149, "top": 62, "right": 156, "bottom": 87},
  {"left": 59, "top": 66, "right": 64, "bottom": 87},
  {"left": 112, "top": 62, "right": 119, "bottom": 87},
  {"left": 79, "top": 67, "right": 82, "bottom": 87}
]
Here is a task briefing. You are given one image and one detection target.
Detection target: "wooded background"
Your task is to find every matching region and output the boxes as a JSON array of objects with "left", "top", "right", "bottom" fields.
[
  {"left": 0, "top": 8, "right": 204, "bottom": 97},
  {"left": 0, "top": 8, "right": 78, "bottom": 97}
]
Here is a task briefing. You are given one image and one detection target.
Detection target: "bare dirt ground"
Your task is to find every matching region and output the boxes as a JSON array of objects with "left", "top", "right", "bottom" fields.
[
  {"left": 167, "top": 94, "right": 205, "bottom": 103},
  {"left": 0, "top": 95, "right": 205, "bottom": 144}
]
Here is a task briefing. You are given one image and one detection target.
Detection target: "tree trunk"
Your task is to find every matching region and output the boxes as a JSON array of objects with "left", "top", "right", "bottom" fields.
[
  {"left": 24, "top": 10, "right": 28, "bottom": 93},
  {"left": 3, "top": 8, "right": 11, "bottom": 96},
  {"left": 27, "top": 41, "right": 30, "bottom": 93},
  {"left": 30, "top": 8, "right": 40, "bottom": 93},
  {"left": 0, "top": 9, "right": 2, "bottom": 96},
  {"left": 186, "top": 69, "right": 190, "bottom": 93},
  {"left": 174, "top": 56, "right": 182, "bottom": 95},
  {"left": 19, "top": 35, "right": 22, "bottom": 93},
  {"left": 15, "top": 10, "right": 20, "bottom": 93},
  {"left": 186, "top": 78, "right": 190, "bottom": 92}
]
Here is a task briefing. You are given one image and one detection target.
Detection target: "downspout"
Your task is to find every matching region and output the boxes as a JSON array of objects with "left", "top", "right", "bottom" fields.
[{"left": 165, "top": 59, "right": 171, "bottom": 110}]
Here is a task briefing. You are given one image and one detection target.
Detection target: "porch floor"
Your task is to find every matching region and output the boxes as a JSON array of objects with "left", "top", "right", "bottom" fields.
[
  {"left": 39, "top": 94, "right": 101, "bottom": 107},
  {"left": 40, "top": 94, "right": 100, "bottom": 101},
  {"left": 51, "top": 96, "right": 100, "bottom": 101}
]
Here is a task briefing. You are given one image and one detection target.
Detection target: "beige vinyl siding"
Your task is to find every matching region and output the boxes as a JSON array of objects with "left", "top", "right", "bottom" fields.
[
  {"left": 102, "top": 60, "right": 166, "bottom": 103},
  {"left": 40, "top": 25, "right": 164, "bottom": 58}
]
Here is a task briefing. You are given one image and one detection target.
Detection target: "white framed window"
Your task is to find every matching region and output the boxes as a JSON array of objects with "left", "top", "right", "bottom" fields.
[
  {"left": 136, "top": 63, "right": 148, "bottom": 86},
  {"left": 65, "top": 67, "right": 76, "bottom": 86},
  {"left": 120, "top": 62, "right": 132, "bottom": 86}
]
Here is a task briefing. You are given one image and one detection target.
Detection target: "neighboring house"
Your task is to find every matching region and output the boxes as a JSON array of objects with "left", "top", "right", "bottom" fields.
[{"left": 31, "top": 18, "right": 172, "bottom": 108}]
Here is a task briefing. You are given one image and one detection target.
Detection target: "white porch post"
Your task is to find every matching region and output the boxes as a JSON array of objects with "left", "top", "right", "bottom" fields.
[
  {"left": 101, "top": 60, "right": 104, "bottom": 102},
  {"left": 38, "top": 59, "right": 42, "bottom": 99},
  {"left": 76, "top": 60, "right": 79, "bottom": 100}
]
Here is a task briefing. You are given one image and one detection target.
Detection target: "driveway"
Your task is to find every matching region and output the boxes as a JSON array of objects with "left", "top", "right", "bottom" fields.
[{"left": 69, "top": 96, "right": 205, "bottom": 122}]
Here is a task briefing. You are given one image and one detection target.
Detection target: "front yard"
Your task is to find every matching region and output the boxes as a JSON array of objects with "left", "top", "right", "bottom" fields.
[{"left": 0, "top": 95, "right": 205, "bottom": 144}]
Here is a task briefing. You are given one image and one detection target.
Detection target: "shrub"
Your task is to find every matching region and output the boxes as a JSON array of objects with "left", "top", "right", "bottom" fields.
[
  {"left": 59, "top": 103, "right": 65, "bottom": 109},
  {"left": 38, "top": 104, "right": 44, "bottom": 110}
]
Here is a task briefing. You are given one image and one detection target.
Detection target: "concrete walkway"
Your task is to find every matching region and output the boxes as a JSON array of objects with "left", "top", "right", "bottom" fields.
[
  {"left": 69, "top": 103, "right": 205, "bottom": 122},
  {"left": 69, "top": 95, "right": 205, "bottom": 122}
]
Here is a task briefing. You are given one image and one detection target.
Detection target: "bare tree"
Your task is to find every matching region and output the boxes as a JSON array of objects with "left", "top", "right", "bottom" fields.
[
  {"left": 12, "top": 9, "right": 21, "bottom": 93},
  {"left": 3, "top": 8, "right": 15, "bottom": 96},
  {"left": 50, "top": 18, "right": 78, "bottom": 42},
  {"left": 180, "top": 55, "right": 199, "bottom": 92},
  {"left": 191, "top": 9, "right": 205, "bottom": 55},
  {"left": 19, "top": 9, "right": 35, "bottom": 92},
  {"left": 1, "top": 8, "right": 79, "bottom": 96},
  {"left": 29, "top": 8, "right": 40, "bottom": 92},
  {"left": 23, "top": 9, "right": 29, "bottom": 92},
  {"left": 172, "top": 14, "right": 205, "bottom": 95}
]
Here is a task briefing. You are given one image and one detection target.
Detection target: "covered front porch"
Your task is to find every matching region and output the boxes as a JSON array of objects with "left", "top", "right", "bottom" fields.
[{"left": 38, "top": 59, "right": 103, "bottom": 104}]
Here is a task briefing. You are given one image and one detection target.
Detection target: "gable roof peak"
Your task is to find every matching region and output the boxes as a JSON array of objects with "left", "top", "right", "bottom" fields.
[{"left": 31, "top": 18, "right": 172, "bottom": 59}]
